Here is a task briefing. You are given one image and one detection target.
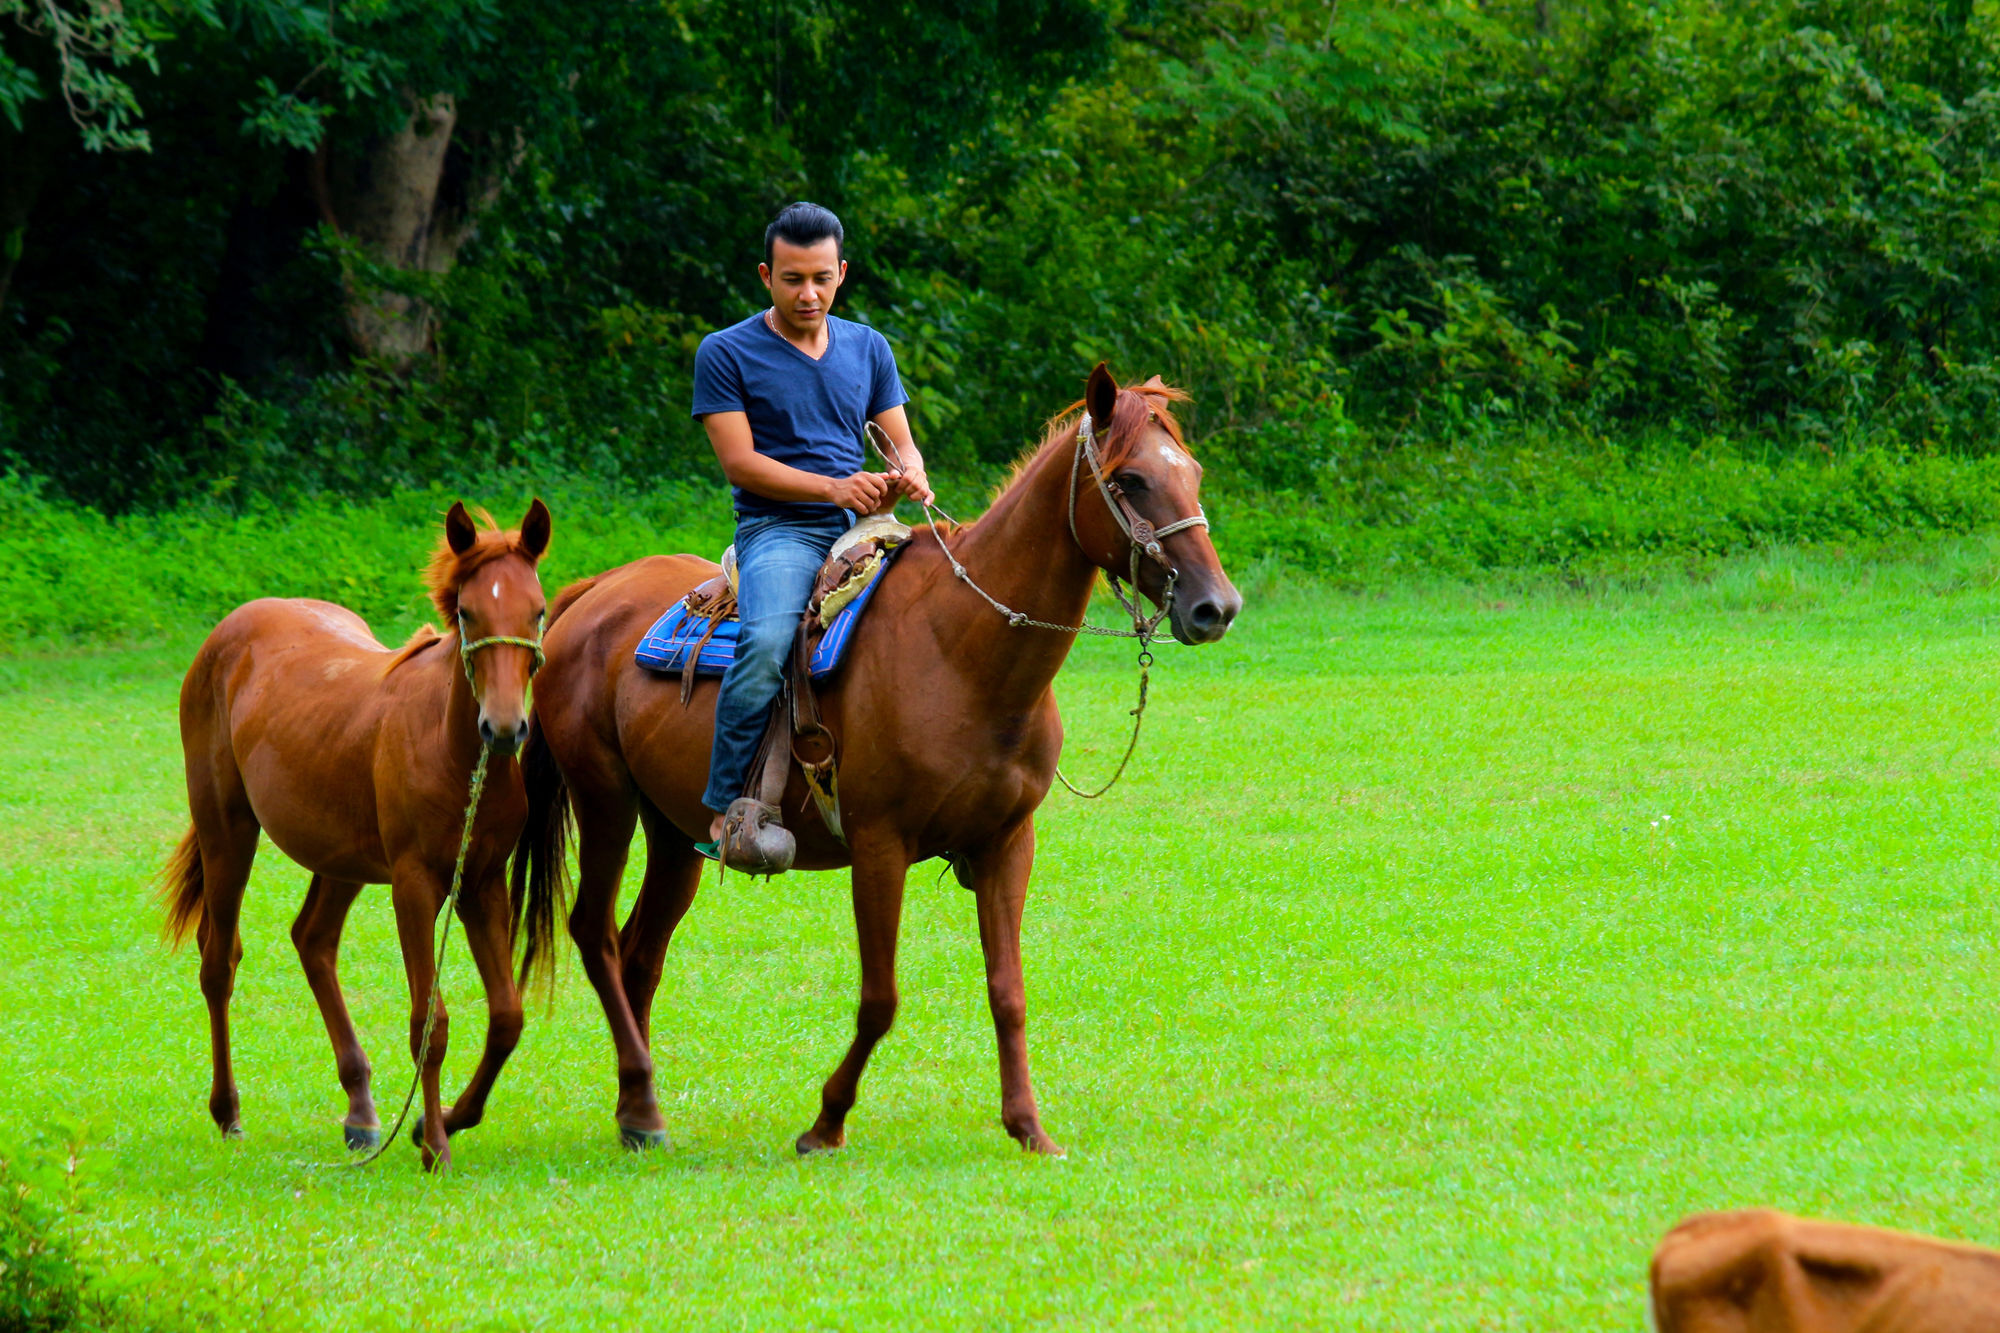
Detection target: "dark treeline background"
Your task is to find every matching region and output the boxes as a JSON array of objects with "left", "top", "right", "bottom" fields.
[{"left": 2, "top": 0, "right": 1997, "bottom": 521}]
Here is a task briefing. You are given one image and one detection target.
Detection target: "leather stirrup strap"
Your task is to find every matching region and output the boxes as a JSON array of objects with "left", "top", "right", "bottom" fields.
[
  {"left": 790, "top": 619, "right": 836, "bottom": 770},
  {"left": 754, "top": 695, "right": 792, "bottom": 807}
]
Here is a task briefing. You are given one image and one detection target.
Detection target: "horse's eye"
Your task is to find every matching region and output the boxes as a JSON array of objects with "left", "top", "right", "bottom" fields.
[{"left": 1115, "top": 472, "right": 1148, "bottom": 494}]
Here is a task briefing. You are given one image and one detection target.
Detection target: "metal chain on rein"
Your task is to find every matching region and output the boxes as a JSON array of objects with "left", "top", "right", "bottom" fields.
[
  {"left": 349, "top": 629, "right": 536, "bottom": 1167},
  {"left": 863, "top": 421, "right": 1164, "bottom": 798}
]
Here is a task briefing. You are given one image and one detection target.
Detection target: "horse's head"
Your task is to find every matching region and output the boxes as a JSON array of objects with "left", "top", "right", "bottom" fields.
[
  {"left": 436, "top": 498, "right": 552, "bottom": 755},
  {"left": 1070, "top": 363, "right": 1242, "bottom": 645}
]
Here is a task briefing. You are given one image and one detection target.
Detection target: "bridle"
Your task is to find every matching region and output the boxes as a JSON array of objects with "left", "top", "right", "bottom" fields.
[
  {"left": 1066, "top": 409, "right": 1209, "bottom": 639},
  {"left": 865, "top": 403, "right": 1209, "bottom": 797},
  {"left": 867, "top": 411, "right": 1207, "bottom": 641},
  {"left": 458, "top": 623, "right": 546, "bottom": 688}
]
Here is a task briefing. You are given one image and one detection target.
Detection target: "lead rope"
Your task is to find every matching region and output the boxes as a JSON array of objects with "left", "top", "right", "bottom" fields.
[
  {"left": 349, "top": 745, "right": 490, "bottom": 1166},
  {"left": 863, "top": 421, "right": 1162, "bottom": 798},
  {"left": 349, "top": 627, "right": 539, "bottom": 1167}
]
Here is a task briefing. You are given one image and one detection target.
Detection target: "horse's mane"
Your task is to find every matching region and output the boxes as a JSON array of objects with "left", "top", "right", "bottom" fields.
[
  {"left": 382, "top": 625, "right": 446, "bottom": 675},
  {"left": 995, "top": 376, "right": 1191, "bottom": 500},
  {"left": 424, "top": 508, "right": 539, "bottom": 623}
]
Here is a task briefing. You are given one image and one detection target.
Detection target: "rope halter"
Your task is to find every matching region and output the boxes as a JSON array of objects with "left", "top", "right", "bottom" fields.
[
  {"left": 1066, "top": 409, "right": 1210, "bottom": 638},
  {"left": 458, "top": 620, "right": 546, "bottom": 689}
]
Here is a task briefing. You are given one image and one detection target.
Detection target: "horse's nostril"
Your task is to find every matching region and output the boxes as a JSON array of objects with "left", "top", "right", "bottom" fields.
[
  {"left": 479, "top": 718, "right": 496, "bottom": 744},
  {"left": 1191, "top": 600, "right": 1221, "bottom": 628}
]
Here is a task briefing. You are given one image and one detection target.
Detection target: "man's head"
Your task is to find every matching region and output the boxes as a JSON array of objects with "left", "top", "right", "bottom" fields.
[{"left": 760, "top": 202, "right": 846, "bottom": 336}]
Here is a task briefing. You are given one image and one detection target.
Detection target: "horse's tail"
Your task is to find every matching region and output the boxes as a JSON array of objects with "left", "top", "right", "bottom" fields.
[
  {"left": 510, "top": 720, "right": 573, "bottom": 993},
  {"left": 158, "top": 824, "right": 205, "bottom": 948},
  {"left": 508, "top": 566, "right": 602, "bottom": 990}
]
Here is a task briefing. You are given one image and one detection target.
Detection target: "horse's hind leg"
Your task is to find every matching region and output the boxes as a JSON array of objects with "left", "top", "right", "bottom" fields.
[
  {"left": 291, "top": 874, "right": 378, "bottom": 1149},
  {"left": 963, "top": 817, "right": 1062, "bottom": 1156},
  {"left": 796, "top": 835, "right": 909, "bottom": 1154},
  {"left": 565, "top": 781, "right": 664, "bottom": 1147},
  {"left": 436, "top": 874, "right": 524, "bottom": 1140},
  {"left": 619, "top": 799, "right": 705, "bottom": 1048},
  {"left": 187, "top": 753, "right": 260, "bottom": 1138}
]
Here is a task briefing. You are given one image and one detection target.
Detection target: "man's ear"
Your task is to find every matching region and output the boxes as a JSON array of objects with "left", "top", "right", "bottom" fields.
[
  {"left": 1086, "top": 362, "right": 1119, "bottom": 427},
  {"left": 519, "top": 497, "right": 551, "bottom": 560},
  {"left": 445, "top": 501, "right": 478, "bottom": 556}
]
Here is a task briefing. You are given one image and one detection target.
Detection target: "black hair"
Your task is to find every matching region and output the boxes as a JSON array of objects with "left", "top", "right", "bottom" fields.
[{"left": 763, "top": 201, "right": 844, "bottom": 268}]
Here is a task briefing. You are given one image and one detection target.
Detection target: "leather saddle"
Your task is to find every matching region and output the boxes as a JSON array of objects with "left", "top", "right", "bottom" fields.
[{"left": 710, "top": 515, "right": 908, "bottom": 875}]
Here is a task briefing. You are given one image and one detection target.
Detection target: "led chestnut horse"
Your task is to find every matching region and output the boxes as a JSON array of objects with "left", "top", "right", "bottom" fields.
[
  {"left": 513, "top": 365, "right": 1241, "bottom": 1154},
  {"left": 161, "top": 500, "right": 550, "bottom": 1170}
]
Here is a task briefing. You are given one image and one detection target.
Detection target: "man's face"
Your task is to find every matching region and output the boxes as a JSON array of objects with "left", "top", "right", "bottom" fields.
[{"left": 760, "top": 236, "right": 845, "bottom": 333}]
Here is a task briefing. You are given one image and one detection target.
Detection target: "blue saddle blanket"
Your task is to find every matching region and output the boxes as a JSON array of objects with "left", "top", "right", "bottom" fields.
[{"left": 634, "top": 550, "right": 895, "bottom": 683}]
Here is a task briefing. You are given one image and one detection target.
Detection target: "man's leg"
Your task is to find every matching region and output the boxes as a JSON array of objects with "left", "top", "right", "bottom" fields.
[{"left": 703, "top": 512, "right": 850, "bottom": 836}]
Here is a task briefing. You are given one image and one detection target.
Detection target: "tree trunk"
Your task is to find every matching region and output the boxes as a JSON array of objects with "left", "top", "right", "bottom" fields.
[{"left": 309, "top": 92, "right": 511, "bottom": 367}]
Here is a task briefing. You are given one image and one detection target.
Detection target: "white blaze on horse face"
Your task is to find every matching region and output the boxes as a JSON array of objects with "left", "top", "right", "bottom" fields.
[
  {"left": 491, "top": 580, "right": 500, "bottom": 602},
  {"left": 1153, "top": 439, "right": 1194, "bottom": 474}
]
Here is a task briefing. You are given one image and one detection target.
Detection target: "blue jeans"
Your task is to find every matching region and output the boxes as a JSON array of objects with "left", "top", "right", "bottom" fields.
[{"left": 702, "top": 509, "right": 852, "bottom": 814}]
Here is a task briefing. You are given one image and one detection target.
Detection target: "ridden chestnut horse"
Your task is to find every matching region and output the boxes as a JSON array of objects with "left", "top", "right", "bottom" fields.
[
  {"left": 160, "top": 500, "right": 551, "bottom": 1170},
  {"left": 513, "top": 365, "right": 1241, "bottom": 1154}
]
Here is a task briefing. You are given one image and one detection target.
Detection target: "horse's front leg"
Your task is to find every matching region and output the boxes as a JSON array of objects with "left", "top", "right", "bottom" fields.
[
  {"left": 436, "top": 872, "right": 525, "bottom": 1139},
  {"left": 796, "top": 833, "right": 909, "bottom": 1154},
  {"left": 963, "top": 815, "right": 1062, "bottom": 1155},
  {"left": 390, "top": 868, "right": 452, "bottom": 1171}
]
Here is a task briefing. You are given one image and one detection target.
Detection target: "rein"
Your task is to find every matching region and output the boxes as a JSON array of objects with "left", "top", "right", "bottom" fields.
[
  {"left": 350, "top": 628, "right": 540, "bottom": 1167},
  {"left": 864, "top": 414, "right": 1205, "bottom": 798}
]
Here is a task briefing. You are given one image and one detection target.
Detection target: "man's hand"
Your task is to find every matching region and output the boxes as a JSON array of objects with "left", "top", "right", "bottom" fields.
[
  {"left": 825, "top": 470, "right": 893, "bottom": 513},
  {"left": 890, "top": 465, "right": 934, "bottom": 506}
]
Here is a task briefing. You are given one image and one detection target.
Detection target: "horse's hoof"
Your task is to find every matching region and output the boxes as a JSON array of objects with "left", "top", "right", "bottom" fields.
[
  {"left": 618, "top": 1124, "right": 669, "bottom": 1152},
  {"left": 419, "top": 1142, "right": 450, "bottom": 1173},
  {"left": 794, "top": 1128, "right": 844, "bottom": 1155},
  {"left": 343, "top": 1124, "right": 381, "bottom": 1152},
  {"left": 219, "top": 1121, "right": 244, "bottom": 1140},
  {"left": 409, "top": 1112, "right": 460, "bottom": 1147}
]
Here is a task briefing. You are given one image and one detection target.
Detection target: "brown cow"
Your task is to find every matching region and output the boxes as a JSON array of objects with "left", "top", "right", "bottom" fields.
[{"left": 1652, "top": 1209, "right": 2000, "bottom": 1332}]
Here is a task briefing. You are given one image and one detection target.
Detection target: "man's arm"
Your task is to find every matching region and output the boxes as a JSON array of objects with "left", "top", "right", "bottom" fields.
[
  {"left": 702, "top": 411, "right": 892, "bottom": 512},
  {"left": 868, "top": 404, "right": 935, "bottom": 505}
]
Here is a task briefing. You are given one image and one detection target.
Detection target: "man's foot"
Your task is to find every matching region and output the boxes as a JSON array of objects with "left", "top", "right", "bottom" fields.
[{"left": 695, "top": 812, "right": 726, "bottom": 862}]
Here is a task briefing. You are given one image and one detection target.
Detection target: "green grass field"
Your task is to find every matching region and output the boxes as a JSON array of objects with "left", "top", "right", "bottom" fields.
[{"left": 7, "top": 538, "right": 2000, "bottom": 1330}]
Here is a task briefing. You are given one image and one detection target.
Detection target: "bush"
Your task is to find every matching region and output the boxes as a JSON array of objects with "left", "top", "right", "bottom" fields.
[
  {"left": 0, "top": 1126, "right": 204, "bottom": 1333},
  {"left": 6, "top": 430, "right": 2000, "bottom": 653}
]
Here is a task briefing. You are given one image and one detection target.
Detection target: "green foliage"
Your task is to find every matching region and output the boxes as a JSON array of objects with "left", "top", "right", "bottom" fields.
[
  {"left": 2, "top": 0, "right": 1998, "bottom": 513},
  {"left": 0, "top": 467, "right": 736, "bottom": 649},
  {"left": 0, "top": 1126, "right": 93, "bottom": 1332},
  {"left": 9, "top": 434, "right": 2000, "bottom": 652},
  {"left": 0, "top": 1124, "right": 205, "bottom": 1333}
]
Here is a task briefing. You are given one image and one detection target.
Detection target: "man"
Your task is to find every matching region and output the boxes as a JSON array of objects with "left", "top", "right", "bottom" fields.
[{"left": 691, "top": 201, "right": 932, "bottom": 859}]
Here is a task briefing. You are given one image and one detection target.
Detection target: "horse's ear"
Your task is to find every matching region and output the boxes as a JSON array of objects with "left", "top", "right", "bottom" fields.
[
  {"left": 445, "top": 501, "right": 478, "bottom": 556},
  {"left": 1141, "top": 373, "right": 1166, "bottom": 389},
  {"left": 519, "top": 497, "right": 552, "bottom": 560},
  {"left": 1086, "top": 362, "right": 1118, "bottom": 427}
]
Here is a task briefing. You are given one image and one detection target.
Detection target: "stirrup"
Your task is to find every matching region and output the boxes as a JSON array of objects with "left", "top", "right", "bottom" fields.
[{"left": 719, "top": 797, "right": 795, "bottom": 877}]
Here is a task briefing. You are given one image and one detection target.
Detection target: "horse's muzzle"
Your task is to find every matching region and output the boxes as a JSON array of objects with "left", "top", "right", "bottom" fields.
[
  {"left": 1170, "top": 588, "right": 1241, "bottom": 645},
  {"left": 480, "top": 715, "right": 530, "bottom": 755}
]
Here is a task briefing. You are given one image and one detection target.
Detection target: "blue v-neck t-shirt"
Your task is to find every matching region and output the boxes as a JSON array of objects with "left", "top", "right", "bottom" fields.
[{"left": 691, "top": 312, "right": 908, "bottom": 520}]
